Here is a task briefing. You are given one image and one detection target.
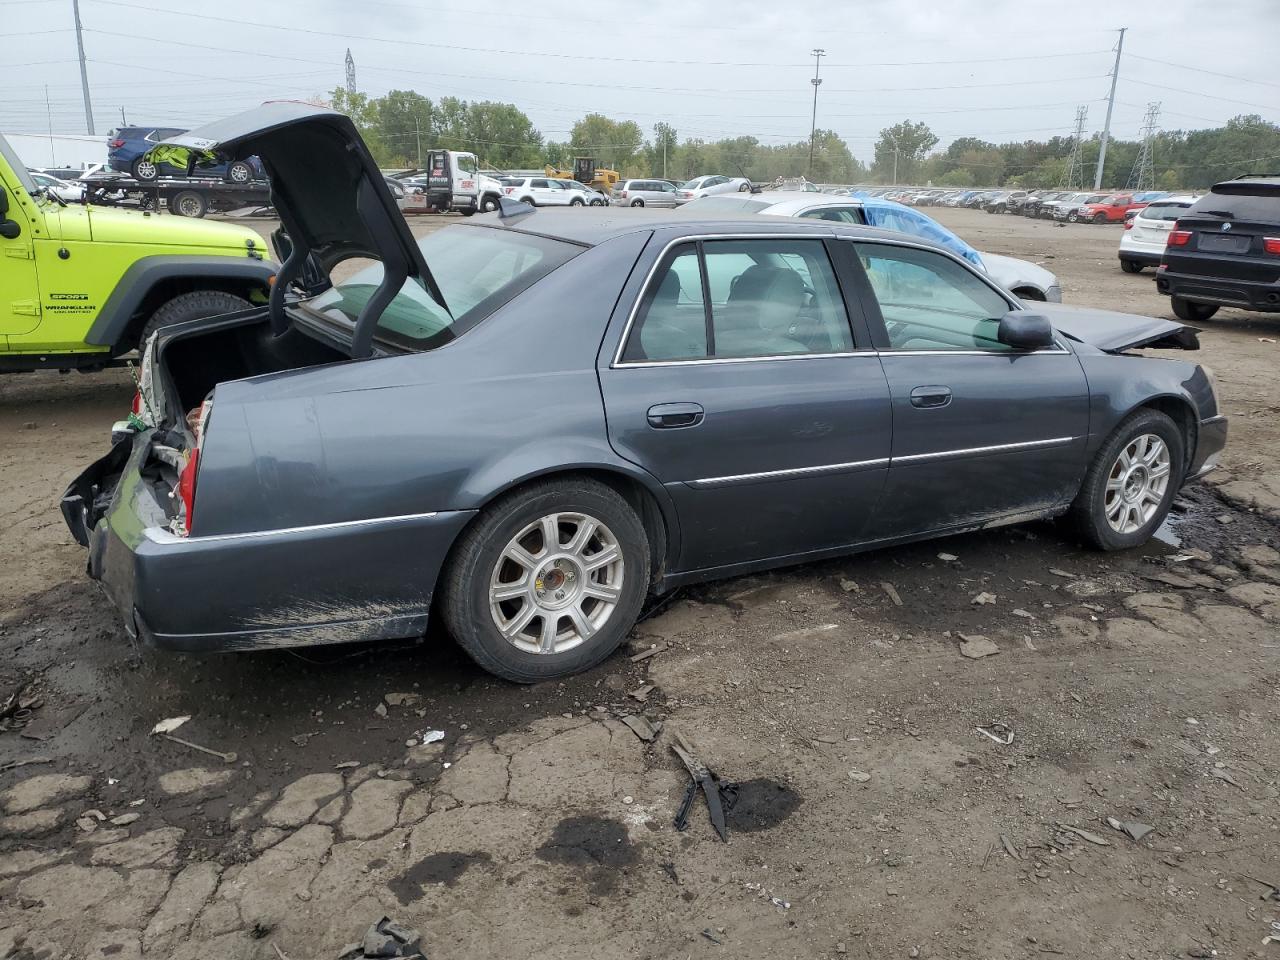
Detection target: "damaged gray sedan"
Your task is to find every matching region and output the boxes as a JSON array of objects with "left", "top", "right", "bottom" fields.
[{"left": 62, "top": 103, "right": 1227, "bottom": 682}]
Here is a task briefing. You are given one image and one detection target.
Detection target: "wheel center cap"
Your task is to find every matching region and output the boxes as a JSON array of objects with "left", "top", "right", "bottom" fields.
[
  {"left": 534, "top": 558, "right": 581, "bottom": 608},
  {"left": 1124, "top": 466, "right": 1148, "bottom": 502}
]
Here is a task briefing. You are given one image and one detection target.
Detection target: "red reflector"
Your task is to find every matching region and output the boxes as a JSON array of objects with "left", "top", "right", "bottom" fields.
[
  {"left": 178, "top": 448, "right": 199, "bottom": 536},
  {"left": 1264, "top": 237, "right": 1280, "bottom": 255},
  {"left": 1124, "top": 219, "right": 1133, "bottom": 230},
  {"left": 1167, "top": 230, "right": 1192, "bottom": 247},
  {"left": 130, "top": 391, "right": 142, "bottom": 416}
]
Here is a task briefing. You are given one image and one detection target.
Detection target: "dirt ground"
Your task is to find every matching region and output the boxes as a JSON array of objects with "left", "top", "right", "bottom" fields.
[{"left": 2, "top": 208, "right": 1278, "bottom": 960}]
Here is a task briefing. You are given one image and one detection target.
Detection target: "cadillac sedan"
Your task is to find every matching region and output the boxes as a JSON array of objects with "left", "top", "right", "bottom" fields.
[{"left": 63, "top": 103, "right": 1227, "bottom": 683}]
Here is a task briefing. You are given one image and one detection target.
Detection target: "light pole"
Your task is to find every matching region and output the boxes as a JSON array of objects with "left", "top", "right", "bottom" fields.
[
  {"left": 72, "top": 0, "right": 95, "bottom": 134},
  {"left": 885, "top": 133, "right": 900, "bottom": 184},
  {"left": 807, "top": 48, "right": 825, "bottom": 177}
]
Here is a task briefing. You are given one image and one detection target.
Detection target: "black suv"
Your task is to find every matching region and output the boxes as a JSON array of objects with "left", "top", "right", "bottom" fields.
[{"left": 1157, "top": 175, "right": 1280, "bottom": 321}]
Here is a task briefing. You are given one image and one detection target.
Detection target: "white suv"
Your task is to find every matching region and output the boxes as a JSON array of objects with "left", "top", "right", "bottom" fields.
[
  {"left": 1118, "top": 195, "right": 1197, "bottom": 273},
  {"left": 500, "top": 176, "right": 585, "bottom": 207}
]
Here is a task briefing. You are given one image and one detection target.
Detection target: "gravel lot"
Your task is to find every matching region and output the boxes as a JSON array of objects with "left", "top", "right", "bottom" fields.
[{"left": 1, "top": 206, "right": 1278, "bottom": 960}]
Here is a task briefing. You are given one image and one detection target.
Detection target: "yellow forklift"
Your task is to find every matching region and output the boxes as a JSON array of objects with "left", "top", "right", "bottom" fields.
[{"left": 544, "top": 157, "right": 620, "bottom": 195}]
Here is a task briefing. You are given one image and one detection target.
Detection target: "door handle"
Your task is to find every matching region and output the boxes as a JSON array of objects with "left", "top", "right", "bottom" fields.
[
  {"left": 647, "top": 402, "right": 704, "bottom": 429},
  {"left": 910, "top": 385, "right": 952, "bottom": 409}
]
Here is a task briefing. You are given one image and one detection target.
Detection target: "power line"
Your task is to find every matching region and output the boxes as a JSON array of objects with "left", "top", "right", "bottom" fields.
[{"left": 1125, "top": 52, "right": 1280, "bottom": 91}]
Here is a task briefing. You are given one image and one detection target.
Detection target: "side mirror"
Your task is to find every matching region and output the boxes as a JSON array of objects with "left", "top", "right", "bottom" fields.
[
  {"left": 998, "top": 311, "right": 1055, "bottom": 350},
  {"left": 0, "top": 220, "right": 19, "bottom": 240}
]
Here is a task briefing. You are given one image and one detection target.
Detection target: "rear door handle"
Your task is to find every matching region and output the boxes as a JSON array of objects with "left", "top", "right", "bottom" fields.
[
  {"left": 910, "top": 385, "right": 952, "bottom": 409},
  {"left": 647, "top": 402, "right": 704, "bottom": 429}
]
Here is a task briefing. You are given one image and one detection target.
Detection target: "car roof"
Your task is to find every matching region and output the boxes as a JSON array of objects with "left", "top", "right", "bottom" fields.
[{"left": 461, "top": 207, "right": 962, "bottom": 254}]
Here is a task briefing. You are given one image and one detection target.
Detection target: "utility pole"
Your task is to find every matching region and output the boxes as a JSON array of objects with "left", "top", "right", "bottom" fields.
[
  {"left": 1062, "top": 105, "right": 1088, "bottom": 190},
  {"left": 119, "top": 106, "right": 127, "bottom": 127},
  {"left": 72, "top": 0, "right": 95, "bottom": 135},
  {"left": 807, "top": 48, "right": 825, "bottom": 177},
  {"left": 1094, "top": 27, "right": 1126, "bottom": 189},
  {"left": 415, "top": 116, "right": 422, "bottom": 169},
  {"left": 345, "top": 48, "right": 357, "bottom": 95}
]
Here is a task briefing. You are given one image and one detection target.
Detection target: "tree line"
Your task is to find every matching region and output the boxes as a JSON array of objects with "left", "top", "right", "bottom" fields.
[{"left": 328, "top": 88, "right": 1279, "bottom": 189}]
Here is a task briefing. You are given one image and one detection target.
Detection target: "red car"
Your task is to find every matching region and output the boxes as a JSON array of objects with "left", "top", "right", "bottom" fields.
[{"left": 1076, "top": 193, "right": 1148, "bottom": 224}]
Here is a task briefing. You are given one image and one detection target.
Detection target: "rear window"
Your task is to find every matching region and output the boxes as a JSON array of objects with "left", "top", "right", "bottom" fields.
[
  {"left": 1189, "top": 188, "right": 1280, "bottom": 223},
  {"left": 1139, "top": 201, "right": 1192, "bottom": 221},
  {"left": 301, "top": 225, "right": 581, "bottom": 351}
]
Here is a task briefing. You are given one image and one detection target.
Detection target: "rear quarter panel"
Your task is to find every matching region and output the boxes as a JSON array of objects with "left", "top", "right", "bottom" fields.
[{"left": 192, "top": 229, "right": 671, "bottom": 536}]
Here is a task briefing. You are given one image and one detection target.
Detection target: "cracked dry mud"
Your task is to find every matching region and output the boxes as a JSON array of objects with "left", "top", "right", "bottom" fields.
[{"left": 2, "top": 209, "right": 1279, "bottom": 959}]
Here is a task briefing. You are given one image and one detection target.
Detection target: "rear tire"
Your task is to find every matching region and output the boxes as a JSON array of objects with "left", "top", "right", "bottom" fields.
[
  {"left": 132, "top": 158, "right": 159, "bottom": 182},
  {"left": 1120, "top": 259, "right": 1143, "bottom": 274},
  {"left": 137, "top": 290, "right": 253, "bottom": 352},
  {"left": 1092, "top": 212, "right": 1108, "bottom": 224},
  {"left": 630, "top": 198, "right": 644, "bottom": 207},
  {"left": 225, "top": 161, "right": 253, "bottom": 184},
  {"left": 1171, "top": 297, "right": 1219, "bottom": 322},
  {"left": 169, "top": 190, "right": 207, "bottom": 218},
  {"left": 440, "top": 478, "right": 650, "bottom": 683},
  {"left": 570, "top": 197, "right": 585, "bottom": 207},
  {"left": 1067, "top": 408, "right": 1184, "bottom": 551}
]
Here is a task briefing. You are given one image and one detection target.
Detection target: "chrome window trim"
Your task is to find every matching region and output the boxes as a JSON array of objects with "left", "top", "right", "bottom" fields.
[
  {"left": 618, "top": 350, "right": 880, "bottom": 369},
  {"left": 143, "top": 511, "right": 441, "bottom": 547},
  {"left": 687, "top": 457, "right": 890, "bottom": 489},
  {"left": 610, "top": 230, "right": 838, "bottom": 368},
  {"left": 891, "top": 436, "right": 1074, "bottom": 465},
  {"left": 878, "top": 347, "right": 1071, "bottom": 357}
]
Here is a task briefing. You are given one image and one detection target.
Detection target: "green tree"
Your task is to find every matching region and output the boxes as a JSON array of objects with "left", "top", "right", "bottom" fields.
[
  {"left": 569, "top": 114, "right": 644, "bottom": 171},
  {"left": 375, "top": 90, "right": 434, "bottom": 167},
  {"left": 651, "top": 122, "right": 678, "bottom": 177},
  {"left": 465, "top": 101, "right": 543, "bottom": 168},
  {"left": 872, "top": 121, "right": 938, "bottom": 183}
]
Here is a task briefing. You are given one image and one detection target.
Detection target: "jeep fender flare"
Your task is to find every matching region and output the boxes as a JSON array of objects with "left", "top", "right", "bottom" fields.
[{"left": 86, "top": 255, "right": 275, "bottom": 349}]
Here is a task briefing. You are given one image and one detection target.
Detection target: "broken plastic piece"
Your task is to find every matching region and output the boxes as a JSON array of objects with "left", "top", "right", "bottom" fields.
[{"left": 151, "top": 715, "right": 191, "bottom": 735}]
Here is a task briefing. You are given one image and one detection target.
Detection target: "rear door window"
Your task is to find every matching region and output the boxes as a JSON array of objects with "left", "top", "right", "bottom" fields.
[
  {"left": 1189, "top": 189, "right": 1280, "bottom": 222},
  {"left": 621, "top": 239, "right": 854, "bottom": 362}
]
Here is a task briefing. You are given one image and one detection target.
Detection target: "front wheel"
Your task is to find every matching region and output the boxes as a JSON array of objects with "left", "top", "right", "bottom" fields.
[
  {"left": 132, "top": 158, "right": 159, "bottom": 182},
  {"left": 1120, "top": 259, "right": 1143, "bottom": 274},
  {"left": 480, "top": 194, "right": 500, "bottom": 213},
  {"left": 440, "top": 478, "right": 650, "bottom": 683},
  {"left": 137, "top": 290, "right": 253, "bottom": 352},
  {"left": 1067, "top": 211, "right": 1079, "bottom": 222},
  {"left": 1092, "top": 212, "right": 1109, "bottom": 224},
  {"left": 1067, "top": 409, "right": 1184, "bottom": 550},
  {"left": 570, "top": 197, "right": 585, "bottom": 207},
  {"left": 1172, "top": 297, "right": 1219, "bottom": 322},
  {"left": 169, "top": 190, "right": 207, "bottom": 218},
  {"left": 630, "top": 198, "right": 645, "bottom": 207},
  {"left": 225, "top": 161, "right": 253, "bottom": 184}
]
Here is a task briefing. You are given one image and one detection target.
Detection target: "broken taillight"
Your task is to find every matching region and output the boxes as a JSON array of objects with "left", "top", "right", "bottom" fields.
[
  {"left": 175, "top": 401, "right": 211, "bottom": 537},
  {"left": 130, "top": 391, "right": 143, "bottom": 416}
]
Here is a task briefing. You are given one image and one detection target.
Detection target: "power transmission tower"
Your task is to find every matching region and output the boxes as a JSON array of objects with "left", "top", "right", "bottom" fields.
[
  {"left": 345, "top": 49, "right": 357, "bottom": 94},
  {"left": 1094, "top": 26, "right": 1126, "bottom": 189},
  {"left": 72, "top": 0, "right": 95, "bottom": 134},
  {"left": 1127, "top": 102, "right": 1161, "bottom": 191},
  {"left": 807, "top": 48, "right": 825, "bottom": 177},
  {"left": 1061, "top": 105, "right": 1089, "bottom": 189}
]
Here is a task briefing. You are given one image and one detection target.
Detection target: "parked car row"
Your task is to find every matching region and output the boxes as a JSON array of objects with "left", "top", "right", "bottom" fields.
[{"left": 498, "top": 176, "right": 608, "bottom": 206}]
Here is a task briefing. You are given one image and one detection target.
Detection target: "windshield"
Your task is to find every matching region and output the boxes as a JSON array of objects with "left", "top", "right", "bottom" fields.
[
  {"left": 683, "top": 177, "right": 707, "bottom": 190},
  {"left": 302, "top": 225, "right": 582, "bottom": 351},
  {"left": 0, "top": 133, "right": 39, "bottom": 196}
]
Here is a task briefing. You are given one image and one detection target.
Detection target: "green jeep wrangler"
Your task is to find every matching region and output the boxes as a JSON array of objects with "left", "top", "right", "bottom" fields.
[{"left": 1, "top": 132, "right": 274, "bottom": 373}]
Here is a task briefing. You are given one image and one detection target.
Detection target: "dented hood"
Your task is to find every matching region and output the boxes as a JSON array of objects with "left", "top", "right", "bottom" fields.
[{"left": 1036, "top": 302, "right": 1200, "bottom": 352}]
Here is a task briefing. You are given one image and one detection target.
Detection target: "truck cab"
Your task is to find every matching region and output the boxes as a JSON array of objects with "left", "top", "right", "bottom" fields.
[{"left": 422, "top": 150, "right": 503, "bottom": 215}]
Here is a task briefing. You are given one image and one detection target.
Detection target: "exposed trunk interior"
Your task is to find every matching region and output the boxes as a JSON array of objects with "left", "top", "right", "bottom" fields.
[{"left": 161, "top": 318, "right": 348, "bottom": 414}]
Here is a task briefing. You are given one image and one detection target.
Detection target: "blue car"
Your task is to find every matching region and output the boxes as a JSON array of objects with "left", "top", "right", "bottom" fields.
[{"left": 107, "top": 125, "right": 262, "bottom": 183}]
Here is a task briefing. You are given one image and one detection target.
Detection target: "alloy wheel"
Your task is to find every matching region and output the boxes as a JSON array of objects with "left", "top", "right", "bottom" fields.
[
  {"left": 488, "top": 512, "right": 625, "bottom": 655},
  {"left": 1103, "top": 433, "right": 1171, "bottom": 534}
]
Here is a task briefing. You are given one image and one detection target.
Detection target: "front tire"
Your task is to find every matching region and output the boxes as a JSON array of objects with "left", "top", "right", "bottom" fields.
[
  {"left": 1172, "top": 297, "right": 1219, "bottom": 322},
  {"left": 1092, "top": 212, "right": 1109, "bottom": 224},
  {"left": 225, "top": 161, "right": 253, "bottom": 184},
  {"left": 480, "top": 194, "right": 500, "bottom": 213},
  {"left": 1068, "top": 409, "right": 1184, "bottom": 551},
  {"left": 570, "top": 197, "right": 585, "bottom": 207},
  {"left": 440, "top": 478, "right": 650, "bottom": 683},
  {"left": 1120, "top": 259, "right": 1143, "bottom": 274},
  {"left": 132, "top": 158, "right": 159, "bottom": 182},
  {"left": 169, "top": 190, "right": 207, "bottom": 218},
  {"left": 137, "top": 290, "right": 253, "bottom": 351}
]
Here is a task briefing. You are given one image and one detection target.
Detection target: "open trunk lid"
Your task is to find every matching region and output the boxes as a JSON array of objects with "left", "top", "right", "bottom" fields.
[
  {"left": 155, "top": 102, "right": 446, "bottom": 358},
  {"left": 1036, "top": 302, "right": 1200, "bottom": 352}
]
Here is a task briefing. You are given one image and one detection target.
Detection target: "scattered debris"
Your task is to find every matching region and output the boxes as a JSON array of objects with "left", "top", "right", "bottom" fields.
[
  {"left": 337, "top": 917, "right": 424, "bottom": 960},
  {"left": 150, "top": 716, "right": 191, "bottom": 736},
  {"left": 1209, "top": 767, "right": 1242, "bottom": 789},
  {"left": 976, "top": 724, "right": 1014, "bottom": 745},
  {"left": 670, "top": 729, "right": 737, "bottom": 841},
  {"left": 110, "top": 812, "right": 141, "bottom": 827},
  {"left": 384, "top": 693, "right": 421, "bottom": 707},
  {"left": 769, "top": 896, "right": 791, "bottom": 910},
  {"left": 1048, "top": 568, "right": 1073, "bottom": 578},
  {"left": 629, "top": 646, "right": 662, "bottom": 663},
  {"left": 700, "top": 929, "right": 723, "bottom": 945},
  {"left": 937, "top": 552, "right": 958, "bottom": 562},
  {"left": 629, "top": 684, "right": 654, "bottom": 702},
  {"left": 1244, "top": 875, "right": 1280, "bottom": 902},
  {"left": 0, "top": 756, "right": 52, "bottom": 773},
  {"left": 334, "top": 761, "right": 361, "bottom": 770},
  {"left": 839, "top": 579, "right": 860, "bottom": 593},
  {"left": 971, "top": 591, "right": 997, "bottom": 605},
  {"left": 880, "top": 582, "right": 903, "bottom": 606},
  {"left": 959, "top": 635, "right": 1000, "bottom": 659},
  {"left": 76, "top": 815, "right": 99, "bottom": 833},
  {"left": 374, "top": 704, "right": 388, "bottom": 719},
  {"left": 1011, "top": 608, "right": 1036, "bottom": 619},
  {"left": 161, "top": 734, "right": 237, "bottom": 764},
  {"left": 420, "top": 730, "right": 445, "bottom": 746},
  {"left": 1214, "top": 513, "right": 1234, "bottom": 525},
  {"left": 847, "top": 769, "right": 872, "bottom": 783},
  {"left": 290, "top": 731, "right": 321, "bottom": 747},
  {"left": 1106, "top": 817, "right": 1155, "bottom": 842},
  {"left": 1058, "top": 824, "right": 1111, "bottom": 846},
  {"left": 1001, "top": 835, "right": 1021, "bottom": 860},
  {"left": 1187, "top": 948, "right": 1215, "bottom": 959},
  {"left": 619, "top": 714, "right": 661, "bottom": 743}
]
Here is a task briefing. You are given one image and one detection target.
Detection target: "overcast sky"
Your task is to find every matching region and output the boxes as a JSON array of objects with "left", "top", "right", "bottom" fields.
[{"left": 6, "top": 0, "right": 1278, "bottom": 164}]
